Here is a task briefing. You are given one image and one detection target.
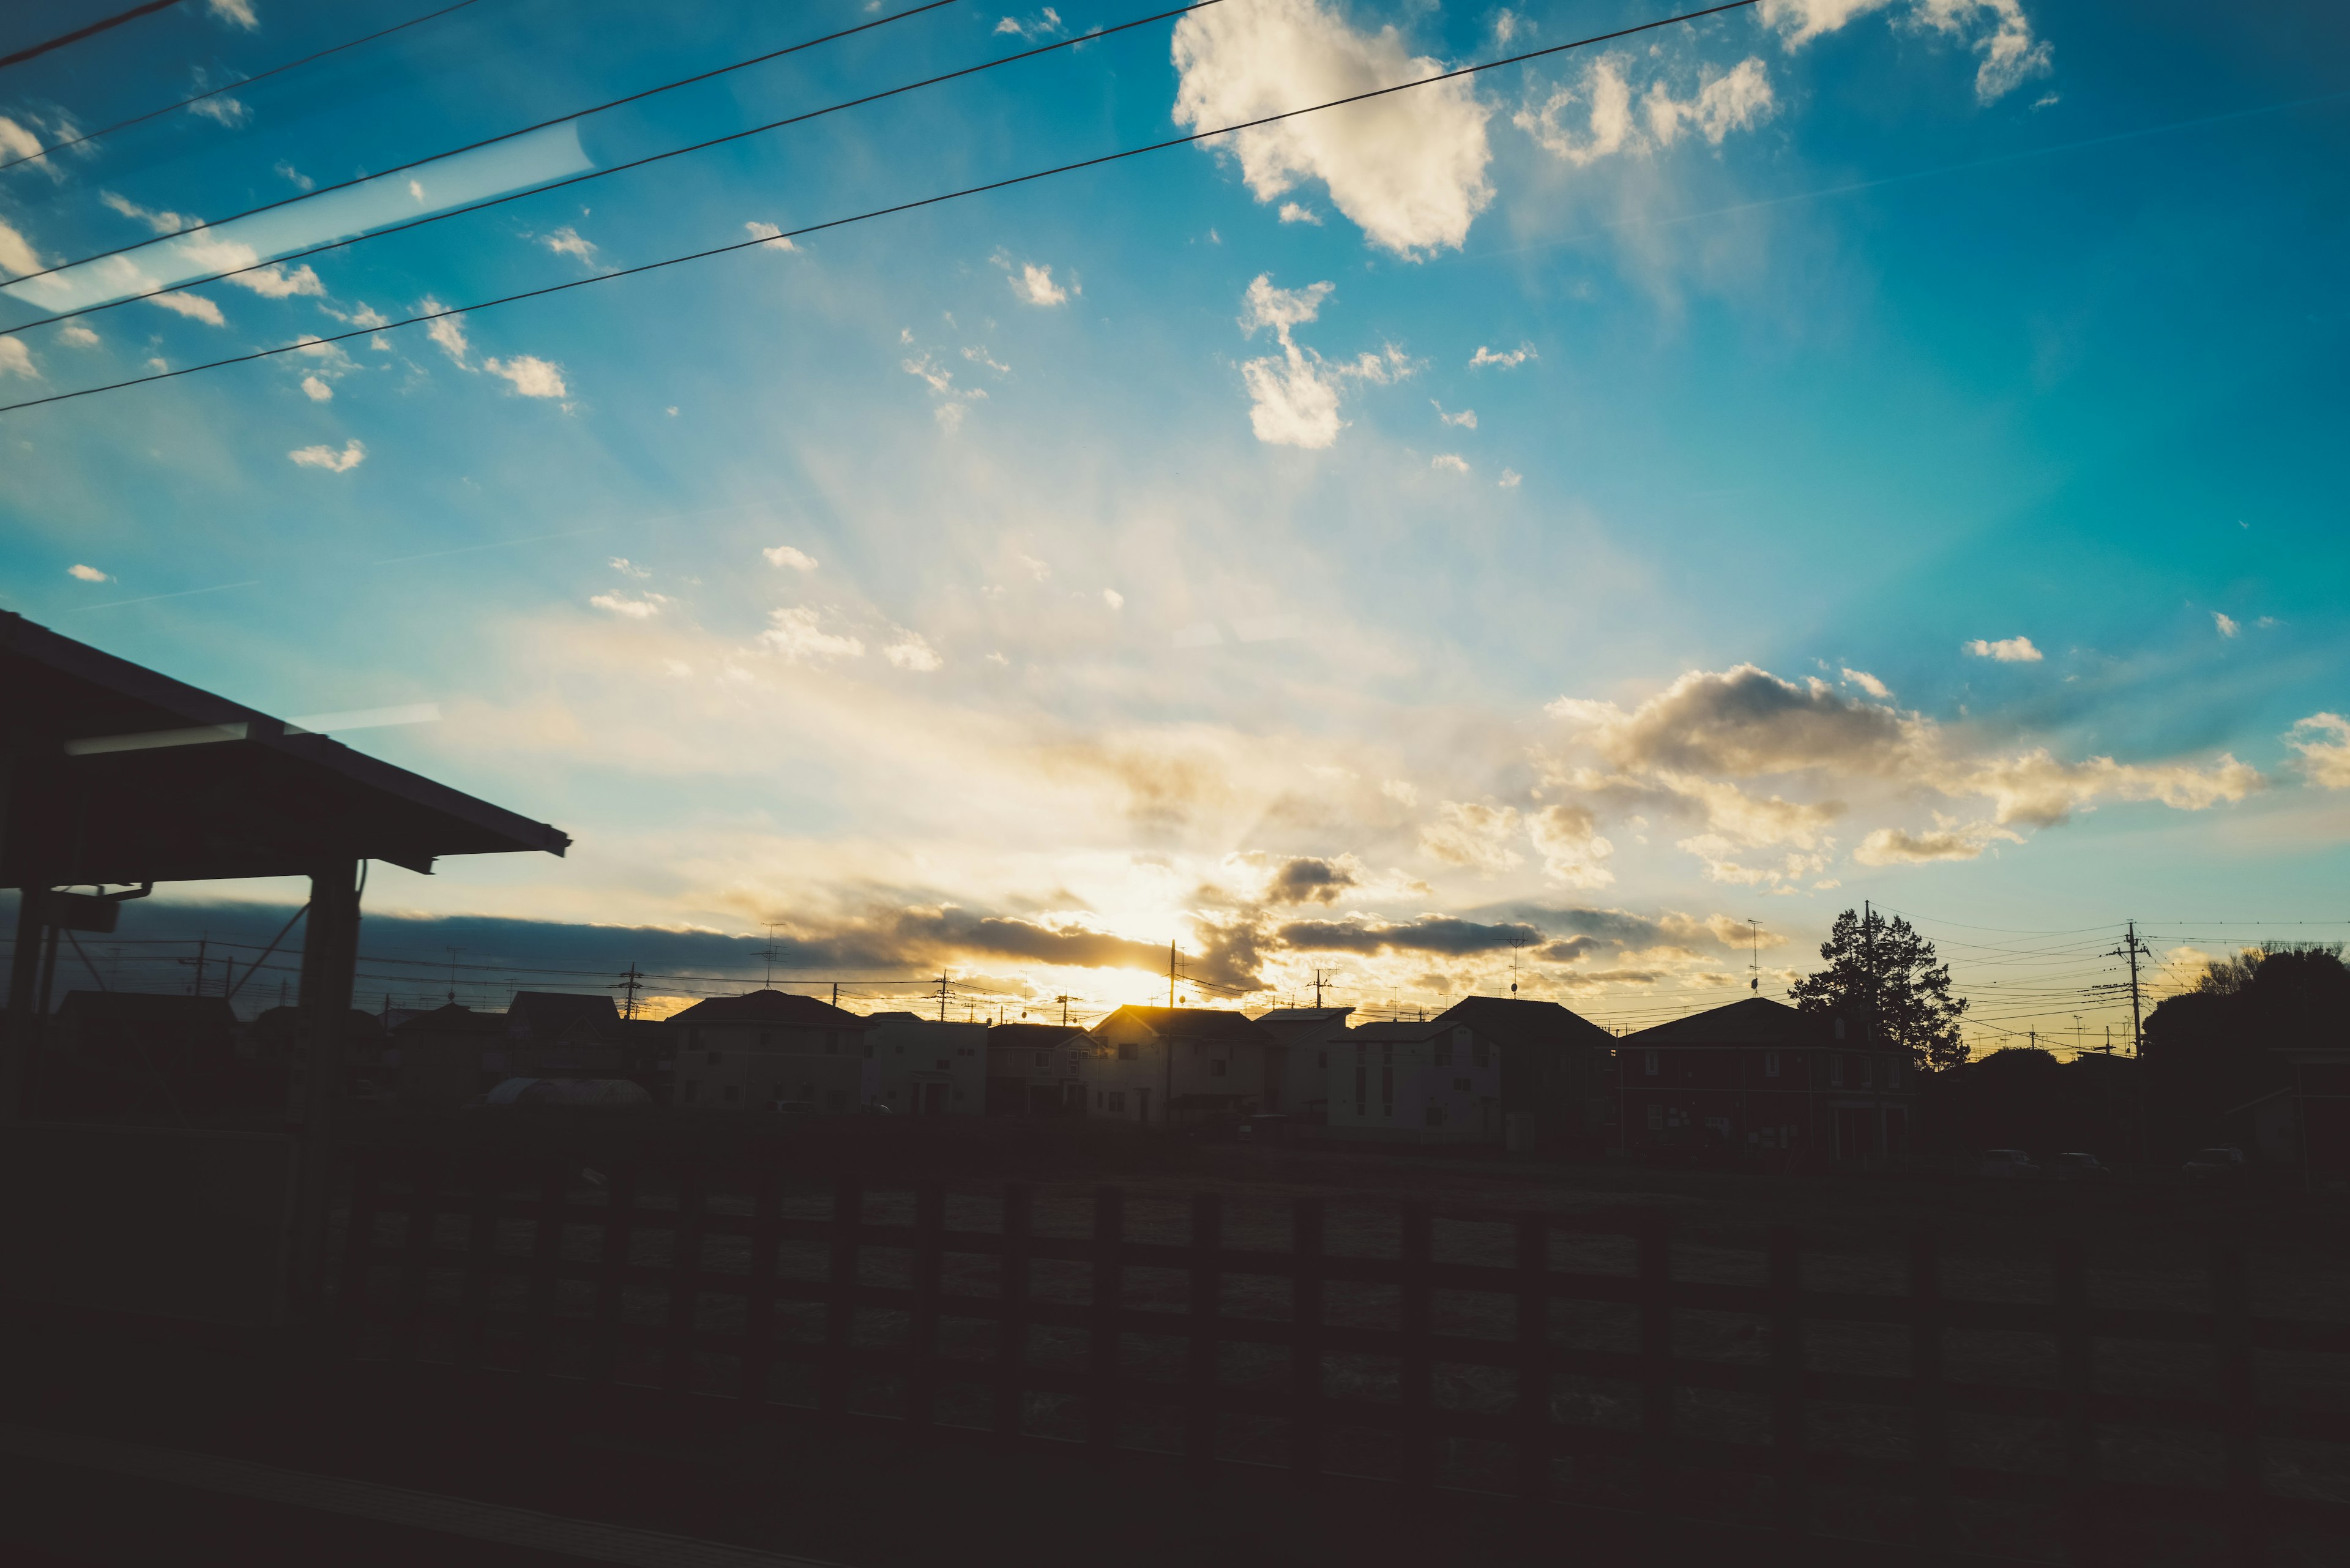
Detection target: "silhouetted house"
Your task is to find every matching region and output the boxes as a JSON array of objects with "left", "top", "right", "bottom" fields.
[
  {"left": 1082, "top": 1007, "right": 1275, "bottom": 1126},
  {"left": 668, "top": 990, "right": 875, "bottom": 1112},
  {"left": 985, "top": 1021, "right": 1086, "bottom": 1114},
  {"left": 51, "top": 992, "right": 237, "bottom": 1070},
  {"left": 504, "top": 990, "right": 622, "bottom": 1078},
  {"left": 1428, "top": 996, "right": 1616, "bottom": 1150},
  {"left": 393, "top": 1003, "right": 509, "bottom": 1107},
  {"left": 2255, "top": 1048, "right": 2350, "bottom": 1189},
  {"left": 248, "top": 1005, "right": 386, "bottom": 1088},
  {"left": 1250, "top": 1006, "right": 1353, "bottom": 1121},
  {"left": 1325, "top": 1016, "right": 1502, "bottom": 1144},
  {"left": 867, "top": 1014, "right": 987, "bottom": 1114},
  {"left": 1616, "top": 997, "right": 1913, "bottom": 1165}
]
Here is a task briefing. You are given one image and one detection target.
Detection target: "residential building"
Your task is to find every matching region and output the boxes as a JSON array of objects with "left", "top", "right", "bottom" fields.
[
  {"left": 392, "top": 1004, "right": 510, "bottom": 1108},
  {"left": 503, "top": 990, "right": 624, "bottom": 1078},
  {"left": 866, "top": 1013, "right": 988, "bottom": 1114},
  {"left": 1249, "top": 1006, "right": 1353, "bottom": 1121},
  {"left": 1081, "top": 1007, "right": 1274, "bottom": 1126},
  {"left": 1426, "top": 996, "right": 1615, "bottom": 1151},
  {"left": 1615, "top": 996, "right": 1912, "bottom": 1164},
  {"left": 1324, "top": 1017, "right": 1505, "bottom": 1144},
  {"left": 985, "top": 1021, "right": 1086, "bottom": 1114},
  {"left": 50, "top": 991, "right": 237, "bottom": 1069},
  {"left": 668, "top": 990, "right": 874, "bottom": 1113}
]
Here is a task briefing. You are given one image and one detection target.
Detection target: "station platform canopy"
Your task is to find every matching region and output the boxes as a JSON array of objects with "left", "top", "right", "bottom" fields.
[{"left": 1, "top": 611, "right": 569, "bottom": 886}]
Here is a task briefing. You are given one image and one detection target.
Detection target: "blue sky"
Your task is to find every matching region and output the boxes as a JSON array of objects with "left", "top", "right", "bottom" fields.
[{"left": 2, "top": 0, "right": 2345, "bottom": 1040}]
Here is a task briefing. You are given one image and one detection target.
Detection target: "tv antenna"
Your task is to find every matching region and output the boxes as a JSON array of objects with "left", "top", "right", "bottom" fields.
[
  {"left": 1056, "top": 994, "right": 1071, "bottom": 1026},
  {"left": 761, "top": 924, "right": 781, "bottom": 988}
]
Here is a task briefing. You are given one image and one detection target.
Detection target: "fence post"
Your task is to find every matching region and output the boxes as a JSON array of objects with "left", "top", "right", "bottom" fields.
[
  {"left": 1400, "top": 1204, "right": 1433, "bottom": 1492},
  {"left": 1909, "top": 1228, "right": 1951, "bottom": 1566},
  {"left": 1087, "top": 1185, "right": 1126, "bottom": 1458},
  {"left": 2212, "top": 1238, "right": 2266, "bottom": 1568},
  {"left": 1769, "top": 1225, "right": 1808, "bottom": 1544},
  {"left": 521, "top": 1158, "right": 567, "bottom": 1381},
  {"left": 589, "top": 1161, "right": 640, "bottom": 1388},
  {"left": 1289, "top": 1197, "right": 1325, "bottom": 1485},
  {"left": 1514, "top": 1214, "right": 1548, "bottom": 1503},
  {"left": 741, "top": 1159, "right": 781, "bottom": 1405},
  {"left": 1185, "top": 1193, "right": 1223, "bottom": 1479},
  {"left": 908, "top": 1179, "right": 945, "bottom": 1433},
  {"left": 994, "top": 1184, "right": 1031, "bottom": 1436},
  {"left": 457, "top": 1152, "right": 499, "bottom": 1370},
  {"left": 1637, "top": 1209, "right": 1674, "bottom": 1522},
  {"left": 2055, "top": 1234, "right": 2100, "bottom": 1566},
  {"left": 664, "top": 1162, "right": 708, "bottom": 1395},
  {"left": 819, "top": 1175, "right": 862, "bottom": 1423}
]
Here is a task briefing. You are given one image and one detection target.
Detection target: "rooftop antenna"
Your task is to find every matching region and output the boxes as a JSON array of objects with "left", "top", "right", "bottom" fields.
[
  {"left": 1511, "top": 936, "right": 1524, "bottom": 996},
  {"left": 1748, "top": 919, "right": 1762, "bottom": 993},
  {"left": 1057, "top": 994, "right": 1071, "bottom": 1026},
  {"left": 762, "top": 924, "right": 780, "bottom": 988}
]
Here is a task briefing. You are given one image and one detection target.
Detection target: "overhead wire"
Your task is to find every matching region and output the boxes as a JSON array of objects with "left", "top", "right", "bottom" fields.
[
  {"left": 2, "top": 0, "right": 971, "bottom": 288},
  {"left": 0, "top": 0, "right": 178, "bottom": 74},
  {"left": 0, "top": 0, "right": 1764, "bottom": 414},
  {"left": 1, "top": 0, "right": 1209, "bottom": 341},
  {"left": 0, "top": 0, "right": 490, "bottom": 174}
]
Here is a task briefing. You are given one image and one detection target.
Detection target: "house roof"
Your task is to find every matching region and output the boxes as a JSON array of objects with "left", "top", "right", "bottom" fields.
[
  {"left": 1094, "top": 1006, "right": 1273, "bottom": 1045},
  {"left": 988, "top": 1022, "right": 1087, "bottom": 1047},
  {"left": 1349, "top": 1020, "right": 1445, "bottom": 1043},
  {"left": 1252, "top": 1006, "right": 1354, "bottom": 1042},
  {"left": 1, "top": 611, "right": 567, "bottom": 883},
  {"left": 507, "top": 990, "right": 619, "bottom": 1037},
  {"left": 1624, "top": 996, "right": 1846, "bottom": 1049},
  {"left": 1431, "top": 995, "right": 1614, "bottom": 1049},
  {"left": 390, "top": 1002, "right": 507, "bottom": 1037},
  {"left": 54, "top": 991, "right": 237, "bottom": 1026},
  {"left": 665, "top": 989, "right": 870, "bottom": 1028}
]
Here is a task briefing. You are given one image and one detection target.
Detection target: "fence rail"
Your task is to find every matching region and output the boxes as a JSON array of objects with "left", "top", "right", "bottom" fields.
[{"left": 335, "top": 1151, "right": 2350, "bottom": 1563}]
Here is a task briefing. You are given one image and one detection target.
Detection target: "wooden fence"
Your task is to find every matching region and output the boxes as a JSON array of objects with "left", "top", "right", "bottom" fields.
[{"left": 335, "top": 1151, "right": 2350, "bottom": 1564}]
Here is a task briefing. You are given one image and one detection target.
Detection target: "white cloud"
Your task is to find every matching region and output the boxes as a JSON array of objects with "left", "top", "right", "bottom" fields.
[
  {"left": 101, "top": 191, "right": 194, "bottom": 235},
  {"left": 149, "top": 291, "right": 226, "bottom": 325},
  {"left": 1469, "top": 342, "right": 1534, "bottom": 368},
  {"left": 208, "top": 0, "right": 259, "bottom": 30},
  {"left": 962, "top": 345, "right": 1011, "bottom": 376},
  {"left": 1103, "top": 588, "right": 1125, "bottom": 610},
  {"left": 288, "top": 439, "right": 366, "bottom": 472},
  {"left": 1420, "top": 801, "right": 1523, "bottom": 875},
  {"left": 1431, "top": 454, "right": 1469, "bottom": 473},
  {"left": 68, "top": 563, "right": 109, "bottom": 582},
  {"left": 1172, "top": 0, "right": 1494, "bottom": 257},
  {"left": 1759, "top": 0, "right": 2051, "bottom": 103},
  {"left": 0, "top": 218, "right": 42, "bottom": 277},
  {"left": 1963, "top": 635, "right": 2042, "bottom": 663},
  {"left": 0, "top": 339, "right": 35, "bottom": 380},
  {"left": 274, "top": 160, "right": 313, "bottom": 190},
  {"left": 1497, "top": 468, "right": 1521, "bottom": 489},
  {"left": 1517, "top": 54, "right": 1776, "bottom": 166},
  {"left": 60, "top": 323, "right": 99, "bottom": 347},
  {"left": 1277, "top": 202, "right": 1322, "bottom": 225},
  {"left": 589, "top": 592, "right": 670, "bottom": 619},
  {"left": 995, "top": 8, "right": 1064, "bottom": 40},
  {"left": 745, "top": 220, "right": 797, "bottom": 252},
  {"left": 883, "top": 632, "right": 944, "bottom": 671},
  {"left": 187, "top": 92, "right": 250, "bottom": 128},
  {"left": 231, "top": 262, "right": 323, "bottom": 298},
  {"left": 763, "top": 545, "right": 819, "bottom": 572},
  {"left": 409, "top": 179, "right": 426, "bottom": 203},
  {"left": 1854, "top": 821, "right": 2022, "bottom": 864},
  {"left": 1381, "top": 777, "right": 1419, "bottom": 807},
  {"left": 758, "top": 607, "right": 866, "bottom": 665},
  {"left": 1009, "top": 263, "right": 1070, "bottom": 305},
  {"left": 609, "top": 558, "right": 652, "bottom": 580},
  {"left": 420, "top": 299, "right": 470, "bottom": 366},
  {"left": 0, "top": 118, "right": 42, "bottom": 163},
  {"left": 901, "top": 350, "right": 987, "bottom": 428},
  {"left": 542, "top": 226, "right": 597, "bottom": 263},
  {"left": 1841, "top": 667, "right": 1891, "bottom": 698},
  {"left": 300, "top": 375, "right": 332, "bottom": 401},
  {"left": 1493, "top": 9, "right": 1528, "bottom": 47},
  {"left": 1235, "top": 274, "right": 1410, "bottom": 448},
  {"left": 1433, "top": 401, "right": 1476, "bottom": 428},
  {"left": 1529, "top": 802, "right": 1615, "bottom": 887},
  {"left": 484, "top": 355, "right": 567, "bottom": 398},
  {"left": 2287, "top": 714, "right": 2350, "bottom": 791},
  {"left": 2213, "top": 611, "right": 2239, "bottom": 638}
]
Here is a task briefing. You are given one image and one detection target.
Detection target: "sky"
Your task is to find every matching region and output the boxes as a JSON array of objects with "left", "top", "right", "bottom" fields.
[{"left": 2, "top": 0, "right": 2346, "bottom": 1044}]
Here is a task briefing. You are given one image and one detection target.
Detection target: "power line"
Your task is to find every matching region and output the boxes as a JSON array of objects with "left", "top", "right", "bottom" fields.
[
  {"left": 0, "top": 0, "right": 488, "bottom": 174},
  {"left": 0, "top": 0, "right": 1761, "bottom": 415},
  {"left": 3, "top": 0, "right": 971, "bottom": 292},
  {"left": 2, "top": 0, "right": 1204, "bottom": 342},
  {"left": 0, "top": 0, "right": 178, "bottom": 74}
]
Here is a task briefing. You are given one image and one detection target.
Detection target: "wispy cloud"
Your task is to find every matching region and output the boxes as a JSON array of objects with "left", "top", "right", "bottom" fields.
[
  {"left": 763, "top": 545, "right": 819, "bottom": 572},
  {"left": 1469, "top": 342, "right": 1534, "bottom": 369},
  {"left": 288, "top": 439, "right": 366, "bottom": 472},
  {"left": 1963, "top": 635, "right": 2042, "bottom": 663},
  {"left": 484, "top": 354, "right": 567, "bottom": 398}
]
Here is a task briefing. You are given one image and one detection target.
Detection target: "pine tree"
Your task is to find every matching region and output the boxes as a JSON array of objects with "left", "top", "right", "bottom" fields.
[{"left": 1789, "top": 907, "right": 1969, "bottom": 1073}]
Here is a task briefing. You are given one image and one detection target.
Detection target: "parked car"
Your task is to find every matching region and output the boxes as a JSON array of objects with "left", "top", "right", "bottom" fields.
[
  {"left": 2181, "top": 1146, "right": 2248, "bottom": 1182},
  {"left": 2048, "top": 1152, "right": 2113, "bottom": 1181},
  {"left": 1979, "top": 1149, "right": 2039, "bottom": 1179}
]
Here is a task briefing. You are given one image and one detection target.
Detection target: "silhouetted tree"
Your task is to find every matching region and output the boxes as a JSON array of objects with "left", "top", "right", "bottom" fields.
[
  {"left": 1790, "top": 907, "right": 1968, "bottom": 1072},
  {"left": 2141, "top": 944, "right": 2350, "bottom": 1158}
]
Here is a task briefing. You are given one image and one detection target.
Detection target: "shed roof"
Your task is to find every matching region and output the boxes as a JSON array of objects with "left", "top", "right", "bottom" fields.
[
  {"left": 1, "top": 611, "right": 567, "bottom": 884},
  {"left": 666, "top": 990, "right": 870, "bottom": 1028}
]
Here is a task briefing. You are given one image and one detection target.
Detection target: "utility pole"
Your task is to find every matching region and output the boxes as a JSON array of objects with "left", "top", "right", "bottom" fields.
[
  {"left": 446, "top": 946, "right": 460, "bottom": 1005},
  {"left": 933, "top": 970, "right": 952, "bottom": 1023},
  {"left": 1312, "top": 968, "right": 1332, "bottom": 1008},
  {"left": 613, "top": 962, "right": 644, "bottom": 1020},
  {"left": 2109, "top": 920, "right": 2152, "bottom": 1055},
  {"left": 1167, "top": 942, "right": 1178, "bottom": 1009},
  {"left": 763, "top": 925, "right": 780, "bottom": 989},
  {"left": 830, "top": 980, "right": 838, "bottom": 1009},
  {"left": 1056, "top": 994, "right": 1070, "bottom": 1026}
]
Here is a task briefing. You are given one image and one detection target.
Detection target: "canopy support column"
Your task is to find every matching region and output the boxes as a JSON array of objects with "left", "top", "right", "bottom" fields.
[{"left": 288, "top": 856, "right": 362, "bottom": 1318}]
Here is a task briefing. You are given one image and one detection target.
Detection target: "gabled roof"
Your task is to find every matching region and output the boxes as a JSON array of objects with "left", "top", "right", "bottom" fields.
[
  {"left": 666, "top": 989, "right": 870, "bottom": 1028},
  {"left": 390, "top": 1002, "right": 507, "bottom": 1037},
  {"left": 1093, "top": 1006, "right": 1272, "bottom": 1045},
  {"left": 1431, "top": 995, "right": 1613, "bottom": 1049},
  {"left": 1252, "top": 1006, "right": 1354, "bottom": 1042},
  {"left": 507, "top": 990, "right": 619, "bottom": 1037},
  {"left": 1624, "top": 996, "right": 1843, "bottom": 1048},
  {"left": 1349, "top": 1020, "right": 1445, "bottom": 1043},
  {"left": 988, "top": 1022, "right": 1087, "bottom": 1047}
]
